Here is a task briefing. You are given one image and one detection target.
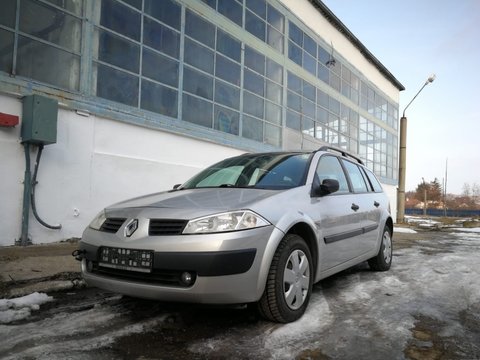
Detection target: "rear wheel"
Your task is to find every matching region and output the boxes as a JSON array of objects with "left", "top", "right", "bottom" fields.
[
  {"left": 258, "top": 234, "right": 313, "bottom": 323},
  {"left": 368, "top": 225, "right": 392, "bottom": 271}
]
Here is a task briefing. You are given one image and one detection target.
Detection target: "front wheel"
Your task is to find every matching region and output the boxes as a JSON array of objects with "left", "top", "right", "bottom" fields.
[
  {"left": 258, "top": 234, "right": 313, "bottom": 323},
  {"left": 368, "top": 225, "right": 392, "bottom": 271}
]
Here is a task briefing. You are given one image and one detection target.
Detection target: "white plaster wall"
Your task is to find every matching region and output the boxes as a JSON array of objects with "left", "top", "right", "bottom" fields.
[
  {"left": 0, "top": 94, "right": 243, "bottom": 245},
  {"left": 279, "top": 0, "right": 400, "bottom": 103}
]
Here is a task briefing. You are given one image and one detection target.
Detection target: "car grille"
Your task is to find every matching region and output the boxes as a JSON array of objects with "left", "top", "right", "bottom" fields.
[
  {"left": 100, "top": 218, "right": 127, "bottom": 233},
  {"left": 149, "top": 219, "right": 188, "bottom": 236}
]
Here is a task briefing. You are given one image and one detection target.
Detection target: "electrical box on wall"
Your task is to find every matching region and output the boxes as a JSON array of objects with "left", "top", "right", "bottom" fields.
[{"left": 21, "top": 95, "right": 58, "bottom": 145}]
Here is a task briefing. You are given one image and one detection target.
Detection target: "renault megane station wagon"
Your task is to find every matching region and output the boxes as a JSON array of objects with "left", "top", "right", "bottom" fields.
[{"left": 76, "top": 146, "right": 393, "bottom": 323}]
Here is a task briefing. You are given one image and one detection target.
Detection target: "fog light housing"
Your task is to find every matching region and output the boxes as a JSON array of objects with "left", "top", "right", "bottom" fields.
[{"left": 181, "top": 272, "right": 193, "bottom": 286}]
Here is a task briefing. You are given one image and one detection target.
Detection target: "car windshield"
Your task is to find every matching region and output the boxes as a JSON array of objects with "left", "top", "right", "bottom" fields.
[{"left": 182, "top": 153, "right": 312, "bottom": 190}]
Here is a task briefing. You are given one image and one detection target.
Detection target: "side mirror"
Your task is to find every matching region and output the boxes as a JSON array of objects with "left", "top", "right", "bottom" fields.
[
  {"left": 173, "top": 184, "right": 181, "bottom": 190},
  {"left": 311, "top": 178, "right": 339, "bottom": 197}
]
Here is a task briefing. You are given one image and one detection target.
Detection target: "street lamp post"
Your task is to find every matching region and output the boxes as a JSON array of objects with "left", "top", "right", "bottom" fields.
[{"left": 396, "top": 74, "right": 436, "bottom": 223}]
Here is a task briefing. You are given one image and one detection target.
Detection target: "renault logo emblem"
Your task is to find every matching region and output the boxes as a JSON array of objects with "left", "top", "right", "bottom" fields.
[{"left": 124, "top": 219, "right": 138, "bottom": 237}]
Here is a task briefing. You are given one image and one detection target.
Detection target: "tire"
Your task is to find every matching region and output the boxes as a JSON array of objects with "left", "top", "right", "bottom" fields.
[
  {"left": 258, "top": 234, "right": 313, "bottom": 323},
  {"left": 368, "top": 225, "right": 392, "bottom": 271}
]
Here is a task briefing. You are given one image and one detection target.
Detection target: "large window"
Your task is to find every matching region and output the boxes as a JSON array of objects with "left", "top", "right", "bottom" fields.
[
  {"left": 0, "top": 0, "right": 83, "bottom": 91},
  {"left": 0, "top": 0, "right": 400, "bottom": 183}
]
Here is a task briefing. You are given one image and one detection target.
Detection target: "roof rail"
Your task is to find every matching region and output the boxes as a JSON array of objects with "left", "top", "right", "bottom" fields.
[{"left": 317, "top": 146, "right": 364, "bottom": 165}]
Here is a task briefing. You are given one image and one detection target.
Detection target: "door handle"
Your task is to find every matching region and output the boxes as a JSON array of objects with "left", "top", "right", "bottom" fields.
[
  {"left": 374, "top": 201, "right": 380, "bottom": 208},
  {"left": 351, "top": 203, "right": 360, "bottom": 211}
]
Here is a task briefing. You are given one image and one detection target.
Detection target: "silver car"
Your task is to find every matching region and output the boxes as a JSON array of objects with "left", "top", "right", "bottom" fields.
[{"left": 76, "top": 146, "right": 393, "bottom": 323}]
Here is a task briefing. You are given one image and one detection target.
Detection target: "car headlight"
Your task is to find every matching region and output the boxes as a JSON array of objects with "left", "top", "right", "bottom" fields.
[
  {"left": 183, "top": 210, "right": 270, "bottom": 234},
  {"left": 89, "top": 210, "right": 107, "bottom": 230}
]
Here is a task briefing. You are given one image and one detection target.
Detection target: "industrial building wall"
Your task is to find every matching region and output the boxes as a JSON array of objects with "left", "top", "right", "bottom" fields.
[{"left": 0, "top": 94, "right": 243, "bottom": 245}]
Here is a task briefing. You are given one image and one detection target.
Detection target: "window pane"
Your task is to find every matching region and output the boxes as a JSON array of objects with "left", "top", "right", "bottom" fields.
[
  {"left": 245, "top": 47, "right": 265, "bottom": 75},
  {"left": 244, "top": 69, "right": 264, "bottom": 97},
  {"left": 287, "top": 72, "right": 301, "bottom": 93},
  {"left": 288, "top": 42, "right": 302, "bottom": 66},
  {"left": 303, "top": 81, "right": 315, "bottom": 102},
  {"left": 243, "top": 91, "right": 264, "bottom": 118},
  {"left": 98, "top": 30, "right": 140, "bottom": 73},
  {"left": 100, "top": 0, "right": 140, "bottom": 41},
  {"left": 216, "top": 29, "right": 241, "bottom": 62},
  {"left": 20, "top": 0, "right": 82, "bottom": 53},
  {"left": 246, "top": 0, "right": 266, "bottom": 19},
  {"left": 317, "top": 63, "right": 329, "bottom": 83},
  {"left": 265, "top": 123, "right": 281, "bottom": 147},
  {"left": 242, "top": 115, "right": 263, "bottom": 142},
  {"left": 122, "top": 0, "right": 141, "bottom": 10},
  {"left": 288, "top": 21, "right": 302, "bottom": 46},
  {"left": 267, "top": 5, "right": 284, "bottom": 32},
  {"left": 266, "top": 59, "right": 283, "bottom": 84},
  {"left": 303, "top": 34, "right": 316, "bottom": 57},
  {"left": 265, "top": 80, "right": 282, "bottom": 104},
  {"left": 265, "top": 102, "right": 282, "bottom": 125},
  {"left": 303, "top": 98, "right": 315, "bottom": 119},
  {"left": 218, "top": 0, "right": 242, "bottom": 26},
  {"left": 303, "top": 52, "right": 316, "bottom": 75},
  {"left": 143, "top": 17, "right": 180, "bottom": 58},
  {"left": 267, "top": 26, "right": 283, "bottom": 53},
  {"left": 183, "top": 66, "right": 213, "bottom": 100},
  {"left": 215, "top": 80, "right": 240, "bottom": 109},
  {"left": 144, "top": 0, "right": 180, "bottom": 30},
  {"left": 182, "top": 94, "right": 213, "bottom": 128},
  {"left": 0, "top": 29, "right": 14, "bottom": 73},
  {"left": 302, "top": 117, "right": 315, "bottom": 137},
  {"left": 215, "top": 54, "right": 240, "bottom": 86},
  {"left": 214, "top": 105, "right": 239, "bottom": 135},
  {"left": 17, "top": 36, "right": 80, "bottom": 91},
  {"left": 185, "top": 10, "right": 215, "bottom": 48},
  {"left": 142, "top": 48, "right": 178, "bottom": 87},
  {"left": 330, "top": 73, "right": 341, "bottom": 91},
  {"left": 286, "top": 110, "right": 301, "bottom": 131},
  {"left": 317, "top": 90, "right": 329, "bottom": 108},
  {"left": 287, "top": 91, "right": 301, "bottom": 112},
  {"left": 318, "top": 46, "right": 329, "bottom": 64},
  {"left": 184, "top": 38, "right": 214, "bottom": 74},
  {"left": 316, "top": 107, "right": 328, "bottom": 123},
  {"left": 141, "top": 79, "right": 177, "bottom": 118},
  {"left": 96, "top": 63, "right": 138, "bottom": 106},
  {"left": 44, "top": 0, "right": 83, "bottom": 15},
  {"left": 201, "top": 0, "right": 216, "bottom": 9},
  {"left": 0, "top": 0, "right": 16, "bottom": 28},
  {"left": 245, "top": 11, "right": 266, "bottom": 41}
]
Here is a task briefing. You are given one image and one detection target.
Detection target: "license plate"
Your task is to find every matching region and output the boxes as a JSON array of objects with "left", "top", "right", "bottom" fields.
[{"left": 99, "top": 247, "right": 153, "bottom": 273}]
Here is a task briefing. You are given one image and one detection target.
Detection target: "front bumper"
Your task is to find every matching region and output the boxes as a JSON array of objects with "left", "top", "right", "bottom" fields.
[{"left": 79, "top": 225, "right": 281, "bottom": 304}]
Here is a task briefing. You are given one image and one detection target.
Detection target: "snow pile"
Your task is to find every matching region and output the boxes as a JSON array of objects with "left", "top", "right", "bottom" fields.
[
  {"left": 394, "top": 227, "right": 417, "bottom": 234},
  {"left": 0, "top": 292, "right": 53, "bottom": 324}
]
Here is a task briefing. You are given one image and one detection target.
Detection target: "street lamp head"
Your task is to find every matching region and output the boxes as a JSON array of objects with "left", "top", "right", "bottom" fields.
[{"left": 426, "top": 74, "right": 436, "bottom": 84}]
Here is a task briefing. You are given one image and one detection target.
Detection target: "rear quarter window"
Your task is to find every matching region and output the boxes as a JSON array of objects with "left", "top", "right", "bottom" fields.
[{"left": 363, "top": 168, "right": 384, "bottom": 192}]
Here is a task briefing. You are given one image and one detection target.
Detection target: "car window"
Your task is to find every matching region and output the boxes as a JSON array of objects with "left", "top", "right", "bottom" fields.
[
  {"left": 182, "top": 153, "right": 312, "bottom": 189},
  {"left": 315, "top": 155, "right": 349, "bottom": 193},
  {"left": 363, "top": 167, "right": 383, "bottom": 192},
  {"left": 342, "top": 160, "right": 368, "bottom": 193}
]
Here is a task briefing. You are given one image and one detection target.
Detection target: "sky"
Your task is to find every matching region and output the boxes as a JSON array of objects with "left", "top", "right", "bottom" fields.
[{"left": 322, "top": 0, "right": 480, "bottom": 194}]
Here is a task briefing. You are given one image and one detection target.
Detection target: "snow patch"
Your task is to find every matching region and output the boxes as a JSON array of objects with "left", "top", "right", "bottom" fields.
[
  {"left": 394, "top": 227, "right": 417, "bottom": 234},
  {"left": 0, "top": 292, "right": 53, "bottom": 324}
]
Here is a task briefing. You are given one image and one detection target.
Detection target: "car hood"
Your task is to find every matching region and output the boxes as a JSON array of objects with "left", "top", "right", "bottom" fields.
[{"left": 106, "top": 188, "right": 280, "bottom": 219}]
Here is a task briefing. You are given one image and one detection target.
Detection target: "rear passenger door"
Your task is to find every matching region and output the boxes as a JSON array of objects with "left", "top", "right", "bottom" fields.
[{"left": 340, "top": 159, "right": 380, "bottom": 255}]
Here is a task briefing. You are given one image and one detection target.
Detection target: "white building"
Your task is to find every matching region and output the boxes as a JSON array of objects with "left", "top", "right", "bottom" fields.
[{"left": 0, "top": 0, "right": 404, "bottom": 246}]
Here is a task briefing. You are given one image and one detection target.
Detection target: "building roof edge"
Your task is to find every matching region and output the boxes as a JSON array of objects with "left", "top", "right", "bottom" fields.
[{"left": 309, "top": 0, "right": 405, "bottom": 91}]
